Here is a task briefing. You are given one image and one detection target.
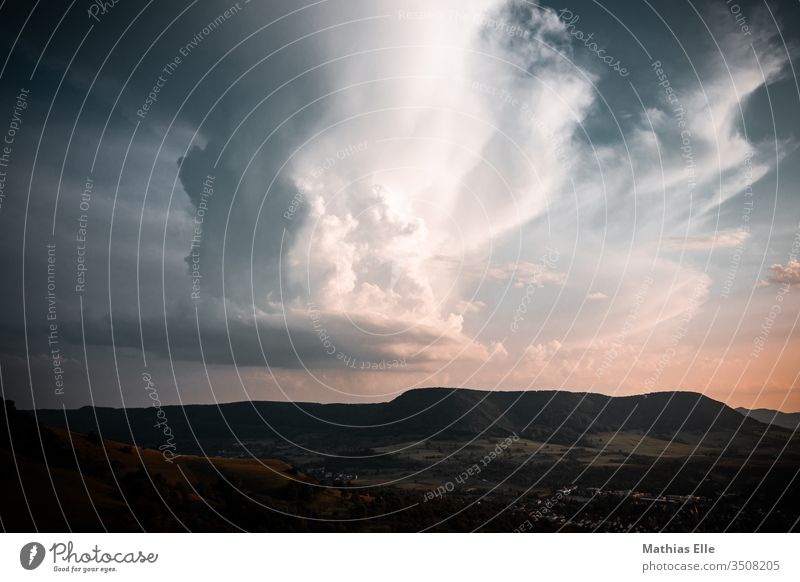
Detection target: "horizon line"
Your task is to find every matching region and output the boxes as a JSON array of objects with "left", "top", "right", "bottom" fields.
[{"left": 13, "top": 386, "right": 800, "bottom": 414}]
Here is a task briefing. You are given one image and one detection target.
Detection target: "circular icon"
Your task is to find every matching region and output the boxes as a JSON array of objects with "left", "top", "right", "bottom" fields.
[{"left": 19, "top": 542, "right": 46, "bottom": 570}]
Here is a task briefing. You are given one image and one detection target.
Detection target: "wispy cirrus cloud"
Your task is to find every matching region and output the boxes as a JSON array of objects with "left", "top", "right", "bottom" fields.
[
  {"left": 663, "top": 228, "right": 750, "bottom": 251},
  {"left": 485, "top": 262, "right": 567, "bottom": 289}
]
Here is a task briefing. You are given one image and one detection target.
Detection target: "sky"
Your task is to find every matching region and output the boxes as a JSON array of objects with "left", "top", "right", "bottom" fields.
[{"left": 0, "top": 0, "right": 799, "bottom": 411}]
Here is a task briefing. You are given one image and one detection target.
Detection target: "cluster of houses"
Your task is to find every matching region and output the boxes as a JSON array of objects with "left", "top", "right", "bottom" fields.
[
  {"left": 307, "top": 467, "right": 358, "bottom": 484},
  {"left": 584, "top": 487, "right": 703, "bottom": 504},
  {"left": 510, "top": 485, "right": 710, "bottom": 532}
]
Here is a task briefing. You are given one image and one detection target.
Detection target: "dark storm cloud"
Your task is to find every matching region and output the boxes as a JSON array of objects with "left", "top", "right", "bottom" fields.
[{"left": 0, "top": 0, "right": 344, "bottom": 404}]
